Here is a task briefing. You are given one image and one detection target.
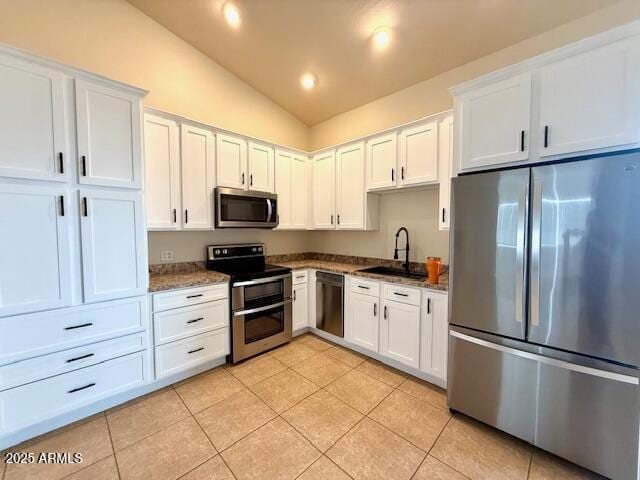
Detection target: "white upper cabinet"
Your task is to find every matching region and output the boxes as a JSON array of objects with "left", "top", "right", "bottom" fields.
[
  {"left": 275, "top": 150, "right": 308, "bottom": 230},
  {"left": 366, "top": 132, "right": 397, "bottom": 191},
  {"left": 0, "top": 183, "right": 72, "bottom": 317},
  {"left": 216, "top": 133, "right": 247, "bottom": 190},
  {"left": 75, "top": 79, "right": 142, "bottom": 188},
  {"left": 420, "top": 292, "right": 448, "bottom": 382},
  {"left": 0, "top": 54, "right": 67, "bottom": 182},
  {"left": 144, "top": 114, "right": 181, "bottom": 230},
  {"left": 79, "top": 189, "right": 147, "bottom": 303},
  {"left": 247, "top": 141, "right": 274, "bottom": 193},
  {"left": 459, "top": 73, "right": 531, "bottom": 171},
  {"left": 538, "top": 36, "right": 640, "bottom": 158},
  {"left": 312, "top": 150, "right": 336, "bottom": 229},
  {"left": 380, "top": 299, "right": 421, "bottom": 368},
  {"left": 399, "top": 121, "right": 438, "bottom": 186},
  {"left": 438, "top": 115, "right": 454, "bottom": 230},
  {"left": 181, "top": 124, "right": 215, "bottom": 230},
  {"left": 336, "top": 142, "right": 365, "bottom": 229}
]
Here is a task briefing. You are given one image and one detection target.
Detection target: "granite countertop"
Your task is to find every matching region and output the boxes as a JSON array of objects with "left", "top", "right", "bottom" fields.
[{"left": 148, "top": 262, "right": 230, "bottom": 293}]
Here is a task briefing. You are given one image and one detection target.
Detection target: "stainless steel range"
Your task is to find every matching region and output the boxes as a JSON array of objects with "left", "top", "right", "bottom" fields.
[{"left": 206, "top": 244, "right": 292, "bottom": 363}]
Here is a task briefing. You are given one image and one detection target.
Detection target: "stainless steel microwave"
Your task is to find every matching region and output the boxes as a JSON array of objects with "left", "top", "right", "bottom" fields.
[{"left": 214, "top": 187, "right": 278, "bottom": 228}]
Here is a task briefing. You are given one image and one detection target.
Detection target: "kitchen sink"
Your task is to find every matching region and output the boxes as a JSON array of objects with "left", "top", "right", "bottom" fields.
[{"left": 358, "top": 266, "right": 427, "bottom": 281}]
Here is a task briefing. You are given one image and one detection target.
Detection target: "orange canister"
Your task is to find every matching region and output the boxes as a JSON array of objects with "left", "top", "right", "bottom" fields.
[{"left": 426, "top": 257, "right": 443, "bottom": 285}]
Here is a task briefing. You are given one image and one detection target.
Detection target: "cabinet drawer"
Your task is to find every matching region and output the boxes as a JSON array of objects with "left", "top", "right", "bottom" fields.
[
  {"left": 383, "top": 284, "right": 421, "bottom": 306},
  {"left": 154, "top": 299, "right": 229, "bottom": 346},
  {"left": 0, "top": 296, "right": 147, "bottom": 365},
  {"left": 292, "top": 270, "right": 308, "bottom": 285},
  {"left": 155, "top": 328, "right": 230, "bottom": 379},
  {"left": 0, "top": 333, "right": 146, "bottom": 391},
  {"left": 351, "top": 277, "right": 380, "bottom": 297},
  {"left": 0, "top": 351, "right": 148, "bottom": 435},
  {"left": 152, "top": 284, "right": 228, "bottom": 312}
]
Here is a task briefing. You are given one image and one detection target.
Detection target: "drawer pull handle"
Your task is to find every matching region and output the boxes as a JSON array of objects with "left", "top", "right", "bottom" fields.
[
  {"left": 66, "top": 353, "right": 95, "bottom": 363},
  {"left": 68, "top": 383, "right": 95, "bottom": 394},
  {"left": 186, "top": 294, "right": 203, "bottom": 299},
  {"left": 296, "top": 275, "right": 305, "bottom": 279},
  {"left": 187, "top": 317, "right": 204, "bottom": 324},
  {"left": 188, "top": 347, "right": 204, "bottom": 354},
  {"left": 393, "top": 292, "right": 409, "bottom": 297},
  {"left": 357, "top": 285, "right": 370, "bottom": 290},
  {"left": 64, "top": 322, "right": 93, "bottom": 331}
]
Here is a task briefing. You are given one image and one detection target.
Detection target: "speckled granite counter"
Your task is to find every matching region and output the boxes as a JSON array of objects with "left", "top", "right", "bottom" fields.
[{"left": 148, "top": 262, "right": 229, "bottom": 292}]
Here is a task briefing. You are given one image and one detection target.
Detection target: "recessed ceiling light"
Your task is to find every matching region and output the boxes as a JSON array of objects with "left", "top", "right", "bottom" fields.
[
  {"left": 222, "top": 2, "right": 241, "bottom": 28},
  {"left": 372, "top": 26, "right": 391, "bottom": 50},
  {"left": 300, "top": 73, "right": 317, "bottom": 90}
]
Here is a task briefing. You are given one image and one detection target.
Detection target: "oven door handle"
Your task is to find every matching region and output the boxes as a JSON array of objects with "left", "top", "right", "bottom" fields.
[
  {"left": 233, "top": 273, "right": 291, "bottom": 287},
  {"left": 233, "top": 299, "right": 292, "bottom": 317}
]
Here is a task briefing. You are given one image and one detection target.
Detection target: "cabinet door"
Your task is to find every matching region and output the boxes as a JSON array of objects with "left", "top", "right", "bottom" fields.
[
  {"left": 348, "top": 292, "right": 379, "bottom": 352},
  {"left": 460, "top": 73, "right": 531, "bottom": 170},
  {"left": 420, "top": 293, "right": 448, "bottom": 381},
  {"left": 144, "top": 114, "right": 181, "bottom": 230},
  {"left": 290, "top": 154, "right": 308, "bottom": 229},
  {"left": 366, "top": 133, "right": 397, "bottom": 190},
  {"left": 275, "top": 150, "right": 292, "bottom": 228},
  {"left": 248, "top": 141, "right": 274, "bottom": 193},
  {"left": 79, "top": 189, "right": 147, "bottom": 303},
  {"left": 293, "top": 283, "right": 309, "bottom": 331},
  {"left": 312, "top": 151, "right": 336, "bottom": 229},
  {"left": 336, "top": 142, "right": 365, "bottom": 229},
  {"left": 216, "top": 133, "right": 247, "bottom": 189},
  {"left": 181, "top": 124, "right": 215, "bottom": 229},
  {"left": 381, "top": 300, "right": 420, "bottom": 368},
  {"left": 438, "top": 115, "right": 453, "bottom": 230},
  {"left": 75, "top": 80, "right": 142, "bottom": 188},
  {"left": 399, "top": 121, "right": 438, "bottom": 186},
  {"left": 0, "top": 54, "right": 67, "bottom": 182},
  {"left": 539, "top": 36, "right": 640, "bottom": 158},
  {"left": 0, "top": 183, "right": 72, "bottom": 316}
]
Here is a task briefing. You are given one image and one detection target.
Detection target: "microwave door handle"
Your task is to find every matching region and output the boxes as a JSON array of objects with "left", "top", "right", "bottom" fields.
[{"left": 266, "top": 198, "right": 273, "bottom": 221}]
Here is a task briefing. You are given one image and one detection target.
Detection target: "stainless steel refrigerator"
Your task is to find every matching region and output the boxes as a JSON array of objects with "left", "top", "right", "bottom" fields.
[{"left": 448, "top": 151, "right": 640, "bottom": 480}]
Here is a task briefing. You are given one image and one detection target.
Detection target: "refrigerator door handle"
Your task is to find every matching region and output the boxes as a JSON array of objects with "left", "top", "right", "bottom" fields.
[
  {"left": 530, "top": 178, "right": 542, "bottom": 327},
  {"left": 515, "top": 183, "right": 528, "bottom": 324}
]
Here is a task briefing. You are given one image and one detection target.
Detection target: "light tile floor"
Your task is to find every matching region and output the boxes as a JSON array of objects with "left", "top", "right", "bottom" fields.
[{"left": 1, "top": 333, "right": 604, "bottom": 480}]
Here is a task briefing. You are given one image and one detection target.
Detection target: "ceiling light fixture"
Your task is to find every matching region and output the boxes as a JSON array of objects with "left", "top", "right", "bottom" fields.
[
  {"left": 300, "top": 73, "right": 317, "bottom": 90},
  {"left": 222, "top": 2, "right": 241, "bottom": 28},
  {"left": 372, "top": 26, "right": 391, "bottom": 50}
]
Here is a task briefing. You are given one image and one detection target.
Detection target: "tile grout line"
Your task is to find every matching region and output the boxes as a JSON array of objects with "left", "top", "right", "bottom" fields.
[
  {"left": 420, "top": 415, "right": 475, "bottom": 480},
  {"left": 103, "top": 413, "right": 123, "bottom": 480}
]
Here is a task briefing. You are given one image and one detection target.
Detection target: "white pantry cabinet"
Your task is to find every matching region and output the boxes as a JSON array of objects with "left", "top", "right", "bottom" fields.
[
  {"left": 312, "top": 150, "right": 336, "bottom": 229},
  {"left": 75, "top": 79, "right": 143, "bottom": 189},
  {"left": 458, "top": 73, "right": 531, "bottom": 171},
  {"left": 438, "top": 115, "right": 454, "bottom": 230},
  {"left": 79, "top": 189, "right": 147, "bottom": 303},
  {"left": 247, "top": 141, "right": 275, "bottom": 193},
  {"left": 144, "top": 114, "right": 181, "bottom": 229},
  {"left": 0, "top": 183, "right": 72, "bottom": 317},
  {"left": 538, "top": 36, "right": 640, "bottom": 158},
  {"left": 216, "top": 132, "right": 247, "bottom": 190},
  {"left": 0, "top": 54, "right": 67, "bottom": 182},
  {"left": 335, "top": 142, "right": 365, "bottom": 229},
  {"left": 275, "top": 150, "right": 308, "bottom": 229},
  {"left": 347, "top": 291, "right": 379, "bottom": 352},
  {"left": 181, "top": 123, "right": 215, "bottom": 229},
  {"left": 365, "top": 132, "right": 397, "bottom": 190},
  {"left": 420, "top": 291, "right": 448, "bottom": 380},
  {"left": 398, "top": 121, "right": 438, "bottom": 186},
  {"left": 380, "top": 299, "right": 421, "bottom": 369}
]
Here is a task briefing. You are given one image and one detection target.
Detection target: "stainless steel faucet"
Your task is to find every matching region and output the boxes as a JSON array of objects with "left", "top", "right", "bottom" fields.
[{"left": 393, "top": 227, "right": 410, "bottom": 273}]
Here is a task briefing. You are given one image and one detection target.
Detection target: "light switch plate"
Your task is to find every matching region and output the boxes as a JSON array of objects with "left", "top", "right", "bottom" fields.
[{"left": 160, "top": 250, "right": 175, "bottom": 262}]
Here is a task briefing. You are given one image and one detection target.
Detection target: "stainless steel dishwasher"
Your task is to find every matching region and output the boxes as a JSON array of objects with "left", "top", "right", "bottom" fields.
[{"left": 315, "top": 272, "right": 344, "bottom": 337}]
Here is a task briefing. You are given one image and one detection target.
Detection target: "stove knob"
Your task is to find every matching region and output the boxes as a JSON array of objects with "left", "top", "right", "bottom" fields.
[
  {"left": 252, "top": 247, "right": 257, "bottom": 252},
  {"left": 214, "top": 249, "right": 221, "bottom": 255},
  {"left": 258, "top": 247, "right": 263, "bottom": 252},
  {"left": 222, "top": 249, "right": 228, "bottom": 254}
]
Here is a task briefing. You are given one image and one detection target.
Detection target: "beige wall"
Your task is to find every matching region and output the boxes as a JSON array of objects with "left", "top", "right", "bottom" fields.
[
  {"left": 308, "top": 0, "right": 640, "bottom": 150},
  {"left": 0, "top": 0, "right": 309, "bottom": 150}
]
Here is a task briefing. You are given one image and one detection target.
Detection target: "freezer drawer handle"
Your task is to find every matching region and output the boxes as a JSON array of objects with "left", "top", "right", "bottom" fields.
[
  {"left": 188, "top": 347, "right": 204, "bottom": 354},
  {"left": 186, "top": 317, "right": 204, "bottom": 324},
  {"left": 68, "top": 383, "right": 96, "bottom": 394},
  {"left": 66, "top": 353, "right": 95, "bottom": 363},
  {"left": 64, "top": 322, "right": 93, "bottom": 331}
]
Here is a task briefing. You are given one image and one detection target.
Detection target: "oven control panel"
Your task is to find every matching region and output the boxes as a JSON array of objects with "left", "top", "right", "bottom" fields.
[{"left": 207, "top": 244, "right": 264, "bottom": 260}]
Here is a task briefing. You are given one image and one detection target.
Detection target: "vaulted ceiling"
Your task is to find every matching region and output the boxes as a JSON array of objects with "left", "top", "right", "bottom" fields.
[{"left": 127, "top": 0, "right": 618, "bottom": 126}]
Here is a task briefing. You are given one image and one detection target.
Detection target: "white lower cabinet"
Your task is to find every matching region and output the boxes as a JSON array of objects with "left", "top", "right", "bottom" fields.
[
  {"left": 292, "top": 283, "right": 309, "bottom": 332},
  {"left": 0, "top": 351, "right": 148, "bottom": 435},
  {"left": 380, "top": 299, "right": 421, "bottom": 368},
  {"left": 347, "top": 292, "right": 379, "bottom": 352},
  {"left": 420, "top": 292, "right": 448, "bottom": 380}
]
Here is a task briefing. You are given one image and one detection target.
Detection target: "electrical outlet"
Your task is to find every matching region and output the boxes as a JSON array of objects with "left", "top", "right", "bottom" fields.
[{"left": 160, "top": 250, "right": 175, "bottom": 262}]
